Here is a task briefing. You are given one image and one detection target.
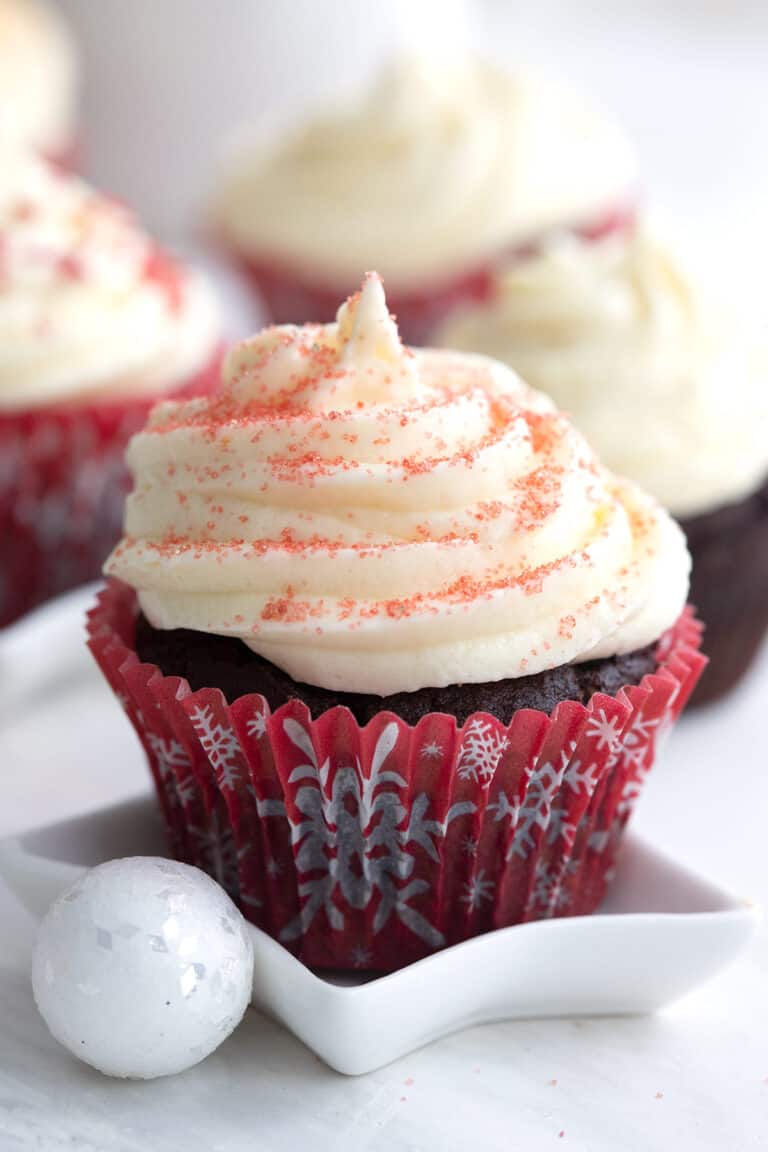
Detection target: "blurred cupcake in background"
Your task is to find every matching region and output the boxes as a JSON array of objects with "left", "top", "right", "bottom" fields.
[
  {"left": 214, "top": 56, "right": 636, "bottom": 343},
  {"left": 0, "top": 153, "right": 222, "bottom": 627},
  {"left": 0, "top": 0, "right": 79, "bottom": 166},
  {"left": 439, "top": 229, "right": 768, "bottom": 704},
  {"left": 90, "top": 274, "right": 703, "bottom": 971}
]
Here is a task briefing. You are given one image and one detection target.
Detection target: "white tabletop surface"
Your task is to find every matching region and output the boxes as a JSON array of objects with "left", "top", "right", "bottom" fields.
[{"left": 0, "top": 589, "right": 766, "bottom": 1151}]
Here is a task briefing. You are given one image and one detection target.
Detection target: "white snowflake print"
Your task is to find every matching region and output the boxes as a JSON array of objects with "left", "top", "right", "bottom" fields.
[
  {"left": 487, "top": 741, "right": 600, "bottom": 863},
  {"left": 461, "top": 836, "right": 478, "bottom": 858},
  {"left": 616, "top": 778, "right": 645, "bottom": 820},
  {"left": 588, "top": 828, "right": 610, "bottom": 854},
  {"left": 585, "top": 709, "right": 623, "bottom": 753},
  {"left": 457, "top": 719, "right": 509, "bottom": 787},
  {"left": 461, "top": 870, "right": 495, "bottom": 910},
  {"left": 545, "top": 744, "right": 598, "bottom": 849},
  {"left": 525, "top": 857, "right": 572, "bottom": 917},
  {"left": 266, "top": 857, "right": 283, "bottom": 878},
  {"left": 175, "top": 774, "right": 200, "bottom": 805},
  {"left": 240, "top": 890, "right": 263, "bottom": 910},
  {"left": 188, "top": 809, "right": 240, "bottom": 899},
  {"left": 421, "top": 740, "right": 444, "bottom": 760},
  {"left": 247, "top": 711, "right": 268, "bottom": 740},
  {"left": 505, "top": 759, "right": 563, "bottom": 861},
  {"left": 488, "top": 790, "right": 520, "bottom": 826},
  {"left": 560, "top": 745, "right": 600, "bottom": 797},
  {"left": 146, "top": 732, "right": 191, "bottom": 782},
  {"left": 274, "top": 719, "right": 475, "bottom": 948},
  {"left": 189, "top": 705, "right": 243, "bottom": 791},
  {"left": 620, "top": 713, "right": 659, "bottom": 773}
]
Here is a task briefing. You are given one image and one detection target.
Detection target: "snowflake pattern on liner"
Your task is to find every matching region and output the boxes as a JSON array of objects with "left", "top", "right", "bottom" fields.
[
  {"left": 189, "top": 705, "right": 244, "bottom": 792},
  {"left": 180, "top": 694, "right": 663, "bottom": 939},
  {"left": 456, "top": 718, "right": 509, "bottom": 787},
  {"left": 526, "top": 857, "right": 573, "bottom": 916},
  {"left": 187, "top": 808, "right": 241, "bottom": 900},
  {"left": 269, "top": 718, "right": 476, "bottom": 947},
  {"left": 246, "top": 711, "right": 268, "bottom": 740},
  {"left": 461, "top": 870, "right": 495, "bottom": 910},
  {"left": 146, "top": 732, "right": 191, "bottom": 778},
  {"left": 490, "top": 739, "right": 601, "bottom": 869}
]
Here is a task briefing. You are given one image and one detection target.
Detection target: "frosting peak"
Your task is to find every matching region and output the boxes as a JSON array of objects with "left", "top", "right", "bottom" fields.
[
  {"left": 107, "top": 277, "right": 689, "bottom": 697},
  {"left": 225, "top": 271, "right": 419, "bottom": 411}
]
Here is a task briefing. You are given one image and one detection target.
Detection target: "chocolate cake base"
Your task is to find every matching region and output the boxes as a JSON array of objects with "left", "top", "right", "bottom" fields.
[
  {"left": 681, "top": 476, "right": 768, "bottom": 707},
  {"left": 135, "top": 613, "right": 658, "bottom": 726}
]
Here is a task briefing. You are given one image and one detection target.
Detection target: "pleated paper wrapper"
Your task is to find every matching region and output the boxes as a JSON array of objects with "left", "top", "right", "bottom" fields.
[{"left": 88, "top": 580, "right": 704, "bottom": 972}]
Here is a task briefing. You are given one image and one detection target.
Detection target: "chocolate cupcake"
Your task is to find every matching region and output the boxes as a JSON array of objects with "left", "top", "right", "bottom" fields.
[
  {"left": 0, "top": 0, "right": 78, "bottom": 165},
  {"left": 214, "top": 56, "right": 635, "bottom": 344},
  {"left": 91, "top": 274, "right": 703, "bottom": 971},
  {"left": 0, "top": 154, "right": 221, "bottom": 626},
  {"left": 439, "top": 229, "right": 768, "bottom": 704}
]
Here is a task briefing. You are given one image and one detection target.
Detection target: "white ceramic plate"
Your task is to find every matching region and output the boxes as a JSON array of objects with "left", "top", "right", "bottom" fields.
[
  {"left": 0, "top": 796, "right": 757, "bottom": 1076},
  {"left": 0, "top": 586, "right": 760, "bottom": 1076}
]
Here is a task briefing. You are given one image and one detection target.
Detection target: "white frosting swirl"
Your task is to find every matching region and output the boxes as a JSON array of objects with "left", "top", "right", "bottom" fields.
[
  {"left": 0, "top": 0, "right": 77, "bottom": 154},
  {"left": 0, "top": 155, "right": 220, "bottom": 411},
  {"left": 106, "top": 274, "right": 689, "bottom": 697},
  {"left": 439, "top": 231, "right": 768, "bottom": 517},
  {"left": 215, "top": 57, "right": 635, "bottom": 289}
]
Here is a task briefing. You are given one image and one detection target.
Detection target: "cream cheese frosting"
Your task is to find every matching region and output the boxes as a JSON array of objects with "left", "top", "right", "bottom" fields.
[
  {"left": 107, "top": 274, "right": 689, "bottom": 696},
  {"left": 215, "top": 56, "right": 635, "bottom": 290},
  {"left": 0, "top": 0, "right": 77, "bottom": 155},
  {"left": 438, "top": 230, "right": 768, "bottom": 518},
  {"left": 0, "top": 155, "right": 220, "bottom": 411}
]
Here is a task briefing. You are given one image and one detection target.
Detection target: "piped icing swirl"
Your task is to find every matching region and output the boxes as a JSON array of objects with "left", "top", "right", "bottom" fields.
[
  {"left": 215, "top": 56, "right": 635, "bottom": 289},
  {"left": 0, "top": 154, "right": 220, "bottom": 411},
  {"left": 438, "top": 230, "right": 768, "bottom": 517},
  {"left": 106, "top": 274, "right": 689, "bottom": 696}
]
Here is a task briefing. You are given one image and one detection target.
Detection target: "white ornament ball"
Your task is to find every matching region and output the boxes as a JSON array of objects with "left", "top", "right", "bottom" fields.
[{"left": 32, "top": 857, "right": 254, "bottom": 1079}]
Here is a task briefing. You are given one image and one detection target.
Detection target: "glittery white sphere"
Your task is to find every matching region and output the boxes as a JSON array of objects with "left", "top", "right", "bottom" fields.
[{"left": 32, "top": 857, "right": 254, "bottom": 1079}]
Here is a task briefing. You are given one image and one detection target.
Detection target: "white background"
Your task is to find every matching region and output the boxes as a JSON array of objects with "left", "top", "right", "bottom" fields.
[{"left": 57, "top": 0, "right": 768, "bottom": 248}]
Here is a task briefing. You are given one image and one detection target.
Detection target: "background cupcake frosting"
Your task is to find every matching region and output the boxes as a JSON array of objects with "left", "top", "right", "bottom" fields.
[
  {"left": 215, "top": 58, "right": 635, "bottom": 291},
  {"left": 438, "top": 230, "right": 768, "bottom": 519}
]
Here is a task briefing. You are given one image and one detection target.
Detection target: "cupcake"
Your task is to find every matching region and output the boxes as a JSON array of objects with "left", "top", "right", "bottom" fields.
[
  {"left": 0, "top": 0, "right": 78, "bottom": 165},
  {"left": 439, "top": 230, "right": 768, "bottom": 704},
  {"left": 90, "top": 273, "right": 703, "bottom": 971},
  {"left": 214, "top": 56, "right": 635, "bottom": 344},
  {"left": 0, "top": 153, "right": 221, "bottom": 627}
]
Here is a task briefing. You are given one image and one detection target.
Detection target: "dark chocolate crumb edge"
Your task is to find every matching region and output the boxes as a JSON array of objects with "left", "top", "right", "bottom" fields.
[{"left": 135, "top": 614, "right": 659, "bottom": 726}]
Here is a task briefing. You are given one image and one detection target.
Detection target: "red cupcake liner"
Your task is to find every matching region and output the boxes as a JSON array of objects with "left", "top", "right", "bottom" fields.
[
  {"left": 0, "top": 353, "right": 222, "bottom": 628},
  {"left": 87, "top": 581, "right": 704, "bottom": 972},
  {"left": 233, "top": 204, "right": 637, "bottom": 346}
]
